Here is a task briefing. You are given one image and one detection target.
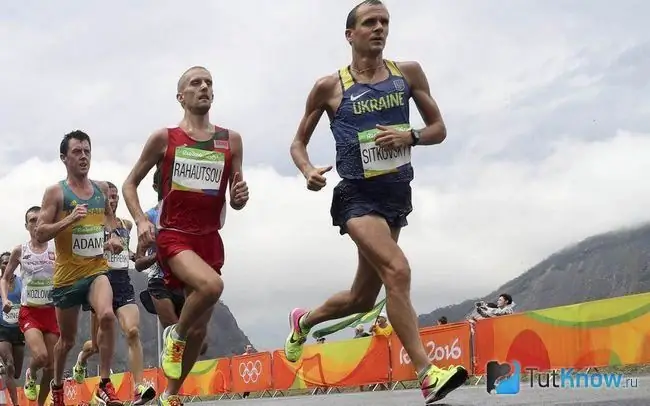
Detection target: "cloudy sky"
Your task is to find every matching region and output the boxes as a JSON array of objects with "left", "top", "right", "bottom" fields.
[{"left": 1, "top": 0, "right": 648, "bottom": 350}]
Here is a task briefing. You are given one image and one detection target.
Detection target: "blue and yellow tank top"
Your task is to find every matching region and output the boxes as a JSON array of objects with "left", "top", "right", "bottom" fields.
[
  {"left": 54, "top": 180, "right": 108, "bottom": 288},
  {"left": 1, "top": 276, "right": 22, "bottom": 327},
  {"left": 331, "top": 60, "right": 413, "bottom": 183}
]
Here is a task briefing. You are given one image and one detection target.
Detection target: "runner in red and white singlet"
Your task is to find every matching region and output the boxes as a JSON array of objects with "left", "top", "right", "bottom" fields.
[
  {"left": 122, "top": 66, "right": 249, "bottom": 406},
  {"left": 155, "top": 126, "right": 232, "bottom": 287},
  {"left": 0, "top": 206, "right": 58, "bottom": 406}
]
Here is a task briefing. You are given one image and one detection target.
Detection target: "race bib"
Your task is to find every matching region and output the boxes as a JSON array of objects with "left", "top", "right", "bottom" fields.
[
  {"left": 25, "top": 278, "right": 53, "bottom": 306},
  {"left": 3, "top": 305, "right": 19, "bottom": 324},
  {"left": 72, "top": 225, "right": 104, "bottom": 257},
  {"left": 171, "top": 146, "right": 225, "bottom": 193},
  {"left": 358, "top": 124, "right": 412, "bottom": 178},
  {"left": 106, "top": 251, "right": 129, "bottom": 269}
]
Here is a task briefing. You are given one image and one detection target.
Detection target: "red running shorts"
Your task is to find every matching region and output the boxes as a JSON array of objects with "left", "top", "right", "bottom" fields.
[
  {"left": 19, "top": 306, "right": 60, "bottom": 335},
  {"left": 156, "top": 229, "right": 224, "bottom": 290}
]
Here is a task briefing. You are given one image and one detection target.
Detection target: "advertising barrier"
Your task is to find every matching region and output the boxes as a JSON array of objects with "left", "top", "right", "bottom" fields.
[
  {"left": 390, "top": 322, "right": 472, "bottom": 382},
  {"left": 272, "top": 335, "right": 390, "bottom": 391},
  {"left": 10, "top": 292, "right": 650, "bottom": 404},
  {"left": 473, "top": 291, "right": 650, "bottom": 374}
]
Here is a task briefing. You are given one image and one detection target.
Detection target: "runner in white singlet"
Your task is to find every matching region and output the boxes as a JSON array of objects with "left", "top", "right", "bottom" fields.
[{"left": 0, "top": 206, "right": 58, "bottom": 406}]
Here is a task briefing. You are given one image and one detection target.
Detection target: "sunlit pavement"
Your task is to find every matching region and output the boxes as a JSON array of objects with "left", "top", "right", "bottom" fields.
[{"left": 196, "top": 377, "right": 650, "bottom": 405}]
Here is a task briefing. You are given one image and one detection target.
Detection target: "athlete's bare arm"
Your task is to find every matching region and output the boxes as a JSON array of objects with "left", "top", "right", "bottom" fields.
[
  {"left": 97, "top": 181, "right": 116, "bottom": 232},
  {"left": 123, "top": 129, "right": 168, "bottom": 224},
  {"left": 0, "top": 245, "right": 21, "bottom": 305},
  {"left": 228, "top": 131, "right": 247, "bottom": 210},
  {"left": 35, "top": 184, "right": 72, "bottom": 243},
  {"left": 134, "top": 243, "right": 156, "bottom": 272},
  {"left": 123, "top": 219, "right": 135, "bottom": 260},
  {"left": 290, "top": 74, "right": 340, "bottom": 177},
  {"left": 398, "top": 61, "right": 446, "bottom": 145}
]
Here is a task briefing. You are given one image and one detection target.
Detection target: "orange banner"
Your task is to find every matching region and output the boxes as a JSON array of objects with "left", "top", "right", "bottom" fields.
[
  {"left": 12, "top": 292, "right": 650, "bottom": 400},
  {"left": 390, "top": 322, "right": 472, "bottom": 382},
  {"left": 473, "top": 292, "right": 650, "bottom": 374},
  {"left": 229, "top": 352, "right": 273, "bottom": 394},
  {"left": 142, "top": 368, "right": 162, "bottom": 397},
  {"left": 272, "top": 335, "right": 390, "bottom": 390},
  {"left": 80, "top": 372, "right": 133, "bottom": 402},
  {"left": 179, "top": 358, "right": 231, "bottom": 395}
]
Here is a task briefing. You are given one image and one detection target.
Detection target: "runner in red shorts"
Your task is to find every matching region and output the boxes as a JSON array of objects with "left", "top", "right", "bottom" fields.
[
  {"left": 0, "top": 206, "right": 58, "bottom": 406},
  {"left": 122, "top": 66, "right": 249, "bottom": 406}
]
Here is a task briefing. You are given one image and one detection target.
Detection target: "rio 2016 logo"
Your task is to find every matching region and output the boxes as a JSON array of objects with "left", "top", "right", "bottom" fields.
[{"left": 399, "top": 338, "right": 462, "bottom": 365}]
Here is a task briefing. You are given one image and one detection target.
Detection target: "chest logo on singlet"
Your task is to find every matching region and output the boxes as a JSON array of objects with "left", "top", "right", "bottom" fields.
[
  {"left": 353, "top": 92, "right": 406, "bottom": 115},
  {"left": 72, "top": 224, "right": 104, "bottom": 257},
  {"left": 358, "top": 124, "right": 412, "bottom": 178},
  {"left": 172, "top": 146, "right": 225, "bottom": 194}
]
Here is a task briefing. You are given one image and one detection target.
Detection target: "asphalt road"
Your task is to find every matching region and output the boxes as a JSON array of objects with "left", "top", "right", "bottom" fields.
[{"left": 197, "top": 377, "right": 649, "bottom": 405}]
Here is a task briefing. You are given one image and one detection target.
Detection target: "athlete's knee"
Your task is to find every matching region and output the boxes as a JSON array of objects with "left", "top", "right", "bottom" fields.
[
  {"left": 123, "top": 324, "right": 140, "bottom": 343},
  {"left": 57, "top": 333, "right": 76, "bottom": 353},
  {"left": 2, "top": 361, "right": 15, "bottom": 377},
  {"left": 96, "top": 309, "right": 117, "bottom": 329},
  {"left": 382, "top": 256, "right": 411, "bottom": 292},
  {"left": 31, "top": 350, "right": 49, "bottom": 368},
  {"left": 197, "top": 274, "right": 224, "bottom": 301}
]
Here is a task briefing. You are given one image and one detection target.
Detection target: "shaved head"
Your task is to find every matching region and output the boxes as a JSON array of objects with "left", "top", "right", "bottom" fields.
[{"left": 177, "top": 66, "right": 209, "bottom": 93}]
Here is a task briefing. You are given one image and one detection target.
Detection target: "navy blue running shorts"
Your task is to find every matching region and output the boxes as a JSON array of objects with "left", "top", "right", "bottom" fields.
[{"left": 330, "top": 179, "right": 413, "bottom": 235}]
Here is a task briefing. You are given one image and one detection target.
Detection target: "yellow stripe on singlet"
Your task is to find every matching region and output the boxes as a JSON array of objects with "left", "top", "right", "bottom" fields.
[
  {"left": 385, "top": 60, "right": 402, "bottom": 77},
  {"left": 339, "top": 67, "right": 355, "bottom": 91}
]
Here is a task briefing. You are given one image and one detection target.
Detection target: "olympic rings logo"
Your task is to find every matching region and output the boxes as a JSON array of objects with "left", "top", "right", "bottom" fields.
[
  {"left": 239, "top": 360, "right": 262, "bottom": 384},
  {"left": 143, "top": 377, "right": 156, "bottom": 390},
  {"left": 65, "top": 384, "right": 77, "bottom": 400}
]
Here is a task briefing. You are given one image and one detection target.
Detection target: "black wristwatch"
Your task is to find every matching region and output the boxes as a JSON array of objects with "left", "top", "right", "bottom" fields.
[{"left": 410, "top": 128, "right": 421, "bottom": 146}]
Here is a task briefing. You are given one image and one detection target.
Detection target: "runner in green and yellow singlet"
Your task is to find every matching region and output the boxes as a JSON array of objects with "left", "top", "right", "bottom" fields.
[{"left": 35, "top": 130, "right": 124, "bottom": 406}]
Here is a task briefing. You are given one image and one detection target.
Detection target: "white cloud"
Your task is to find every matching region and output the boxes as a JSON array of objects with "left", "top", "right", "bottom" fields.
[
  {"left": 0, "top": 1, "right": 648, "bottom": 350},
  {"left": 3, "top": 130, "right": 650, "bottom": 349}
]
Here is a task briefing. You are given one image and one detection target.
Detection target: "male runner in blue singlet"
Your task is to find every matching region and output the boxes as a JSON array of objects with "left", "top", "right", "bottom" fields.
[{"left": 285, "top": 1, "right": 468, "bottom": 404}]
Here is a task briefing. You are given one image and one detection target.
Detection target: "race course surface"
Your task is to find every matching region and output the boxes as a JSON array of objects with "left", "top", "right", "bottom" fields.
[{"left": 196, "top": 377, "right": 649, "bottom": 405}]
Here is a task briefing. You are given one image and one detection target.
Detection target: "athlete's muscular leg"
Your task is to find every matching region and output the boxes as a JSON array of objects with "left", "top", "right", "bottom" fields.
[
  {"left": 38, "top": 333, "right": 58, "bottom": 406},
  {"left": 24, "top": 328, "right": 48, "bottom": 377},
  {"left": 0, "top": 342, "right": 19, "bottom": 405},
  {"left": 54, "top": 306, "right": 81, "bottom": 385},
  {"left": 11, "top": 343, "right": 24, "bottom": 379},
  {"left": 345, "top": 214, "right": 430, "bottom": 373},
  {"left": 152, "top": 295, "right": 208, "bottom": 355},
  {"left": 303, "top": 251, "right": 383, "bottom": 327},
  {"left": 78, "top": 312, "right": 99, "bottom": 365},
  {"left": 165, "top": 300, "right": 211, "bottom": 395},
  {"left": 87, "top": 275, "right": 117, "bottom": 379},
  {"left": 151, "top": 296, "right": 178, "bottom": 329},
  {"left": 116, "top": 304, "right": 144, "bottom": 386},
  {"left": 167, "top": 251, "right": 223, "bottom": 338}
]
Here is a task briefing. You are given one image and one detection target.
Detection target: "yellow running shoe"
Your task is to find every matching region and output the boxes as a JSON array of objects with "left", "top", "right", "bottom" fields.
[
  {"left": 160, "top": 324, "right": 185, "bottom": 379},
  {"left": 420, "top": 364, "right": 469, "bottom": 404},
  {"left": 23, "top": 368, "right": 38, "bottom": 401}
]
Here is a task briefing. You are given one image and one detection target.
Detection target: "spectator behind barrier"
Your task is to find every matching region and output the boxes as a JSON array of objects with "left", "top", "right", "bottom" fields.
[
  {"left": 467, "top": 293, "right": 516, "bottom": 322},
  {"left": 370, "top": 312, "right": 393, "bottom": 337},
  {"left": 437, "top": 316, "right": 448, "bottom": 325},
  {"left": 354, "top": 324, "right": 370, "bottom": 338}
]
